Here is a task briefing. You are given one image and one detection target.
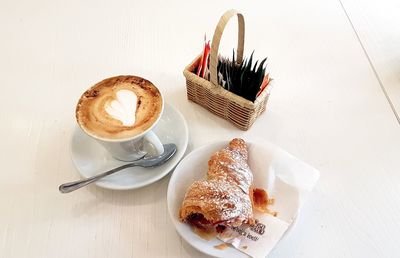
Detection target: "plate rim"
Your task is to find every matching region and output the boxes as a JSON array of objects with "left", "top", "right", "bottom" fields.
[{"left": 69, "top": 103, "right": 189, "bottom": 190}]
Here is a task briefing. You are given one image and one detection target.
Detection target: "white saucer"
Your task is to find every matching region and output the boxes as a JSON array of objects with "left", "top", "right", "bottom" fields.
[
  {"left": 70, "top": 103, "right": 188, "bottom": 190},
  {"left": 167, "top": 140, "right": 319, "bottom": 258}
]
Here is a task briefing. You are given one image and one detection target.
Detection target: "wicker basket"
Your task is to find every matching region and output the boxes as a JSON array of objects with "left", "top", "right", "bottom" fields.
[{"left": 183, "top": 9, "right": 270, "bottom": 131}]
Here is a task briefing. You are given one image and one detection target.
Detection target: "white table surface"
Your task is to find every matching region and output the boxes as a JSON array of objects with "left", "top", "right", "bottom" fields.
[
  {"left": 1, "top": 0, "right": 399, "bottom": 257},
  {"left": 340, "top": 0, "right": 400, "bottom": 121}
]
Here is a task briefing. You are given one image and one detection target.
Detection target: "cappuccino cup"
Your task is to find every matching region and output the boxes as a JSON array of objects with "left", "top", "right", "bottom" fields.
[{"left": 76, "top": 75, "right": 164, "bottom": 161}]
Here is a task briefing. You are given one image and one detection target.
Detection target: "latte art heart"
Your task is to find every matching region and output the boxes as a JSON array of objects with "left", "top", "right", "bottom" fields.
[{"left": 105, "top": 90, "right": 138, "bottom": 126}]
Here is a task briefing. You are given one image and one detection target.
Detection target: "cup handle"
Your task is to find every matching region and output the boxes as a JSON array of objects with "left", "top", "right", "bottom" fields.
[{"left": 143, "top": 130, "right": 164, "bottom": 156}]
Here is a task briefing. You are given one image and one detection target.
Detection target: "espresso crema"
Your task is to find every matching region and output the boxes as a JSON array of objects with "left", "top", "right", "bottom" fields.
[{"left": 76, "top": 76, "right": 163, "bottom": 140}]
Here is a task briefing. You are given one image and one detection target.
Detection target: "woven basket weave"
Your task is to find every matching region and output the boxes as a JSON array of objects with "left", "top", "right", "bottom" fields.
[{"left": 183, "top": 9, "right": 270, "bottom": 131}]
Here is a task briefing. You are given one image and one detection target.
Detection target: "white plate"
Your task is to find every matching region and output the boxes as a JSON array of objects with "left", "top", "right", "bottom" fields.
[
  {"left": 167, "top": 140, "right": 318, "bottom": 258},
  {"left": 70, "top": 103, "right": 188, "bottom": 190}
]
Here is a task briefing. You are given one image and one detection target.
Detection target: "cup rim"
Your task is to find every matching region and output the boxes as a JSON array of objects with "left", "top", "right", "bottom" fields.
[{"left": 76, "top": 75, "right": 164, "bottom": 143}]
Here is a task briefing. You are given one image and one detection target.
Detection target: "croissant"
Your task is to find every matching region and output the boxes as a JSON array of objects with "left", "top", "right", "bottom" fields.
[{"left": 179, "top": 139, "right": 255, "bottom": 233}]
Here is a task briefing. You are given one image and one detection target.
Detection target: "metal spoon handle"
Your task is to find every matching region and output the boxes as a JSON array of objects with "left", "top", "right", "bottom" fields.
[{"left": 59, "top": 163, "right": 134, "bottom": 193}]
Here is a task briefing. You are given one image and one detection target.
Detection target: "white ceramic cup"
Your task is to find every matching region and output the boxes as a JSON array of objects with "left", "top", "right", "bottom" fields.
[
  {"left": 77, "top": 84, "right": 164, "bottom": 162},
  {"left": 92, "top": 119, "right": 164, "bottom": 161}
]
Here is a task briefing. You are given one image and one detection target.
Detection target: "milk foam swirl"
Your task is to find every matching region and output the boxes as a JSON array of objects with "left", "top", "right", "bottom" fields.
[
  {"left": 76, "top": 76, "right": 162, "bottom": 140},
  {"left": 105, "top": 90, "right": 138, "bottom": 126}
]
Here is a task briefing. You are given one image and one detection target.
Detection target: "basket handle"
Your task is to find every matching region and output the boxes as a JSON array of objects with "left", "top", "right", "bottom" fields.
[{"left": 209, "top": 9, "right": 245, "bottom": 87}]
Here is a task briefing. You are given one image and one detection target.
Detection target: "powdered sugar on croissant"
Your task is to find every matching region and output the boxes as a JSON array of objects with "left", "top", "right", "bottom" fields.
[
  {"left": 179, "top": 138, "right": 255, "bottom": 231},
  {"left": 207, "top": 138, "right": 253, "bottom": 193}
]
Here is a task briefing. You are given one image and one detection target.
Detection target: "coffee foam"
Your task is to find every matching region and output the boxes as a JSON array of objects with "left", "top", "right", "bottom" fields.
[
  {"left": 76, "top": 75, "right": 163, "bottom": 140},
  {"left": 105, "top": 90, "right": 138, "bottom": 126}
]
